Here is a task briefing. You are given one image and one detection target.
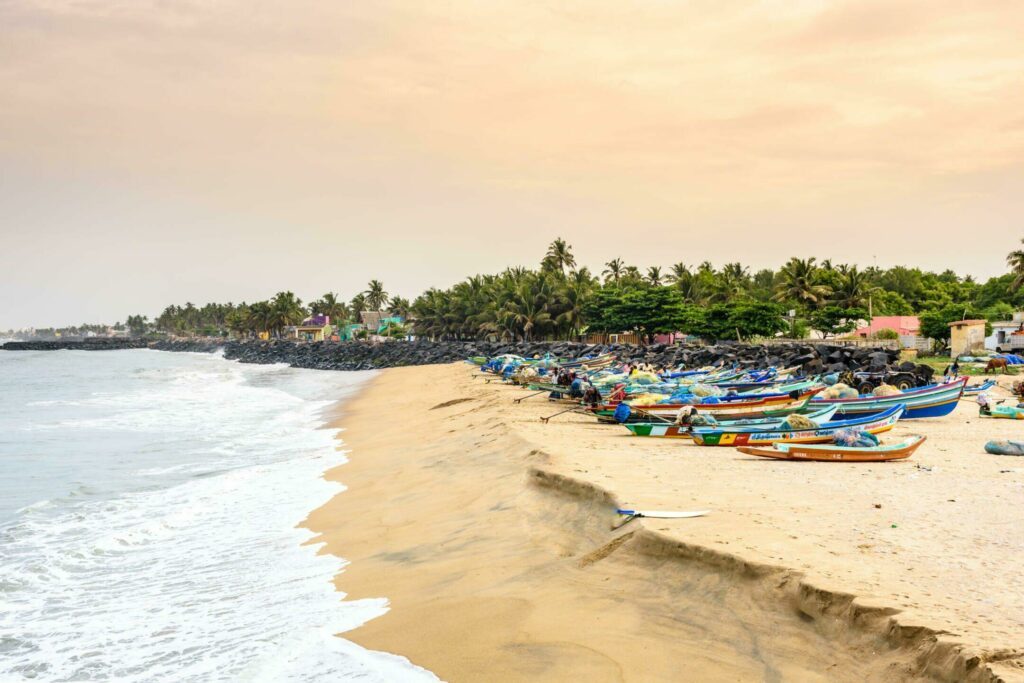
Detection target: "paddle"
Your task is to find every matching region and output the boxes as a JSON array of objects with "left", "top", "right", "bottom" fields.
[
  {"left": 540, "top": 406, "right": 590, "bottom": 423},
  {"left": 613, "top": 508, "right": 710, "bottom": 529},
  {"left": 513, "top": 389, "right": 549, "bottom": 404}
]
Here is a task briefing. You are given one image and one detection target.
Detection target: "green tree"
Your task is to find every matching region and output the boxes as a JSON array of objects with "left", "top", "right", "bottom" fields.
[
  {"left": 364, "top": 280, "right": 389, "bottom": 311},
  {"left": 809, "top": 306, "right": 868, "bottom": 339},
  {"left": 125, "top": 314, "right": 149, "bottom": 337},
  {"left": 773, "top": 258, "right": 831, "bottom": 308},
  {"left": 602, "top": 258, "right": 625, "bottom": 284},
  {"left": 543, "top": 237, "right": 576, "bottom": 274},
  {"left": 310, "top": 292, "right": 350, "bottom": 323},
  {"left": 1007, "top": 238, "right": 1024, "bottom": 290}
]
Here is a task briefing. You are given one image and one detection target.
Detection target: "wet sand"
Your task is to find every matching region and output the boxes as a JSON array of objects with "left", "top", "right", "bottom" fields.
[{"left": 305, "top": 364, "right": 1024, "bottom": 681}]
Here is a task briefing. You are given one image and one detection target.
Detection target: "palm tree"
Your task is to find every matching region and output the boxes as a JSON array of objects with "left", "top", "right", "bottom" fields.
[
  {"left": 712, "top": 263, "right": 751, "bottom": 302},
  {"left": 364, "top": 280, "right": 389, "bottom": 310},
  {"left": 543, "top": 238, "right": 576, "bottom": 274},
  {"left": 556, "top": 267, "right": 597, "bottom": 338},
  {"left": 832, "top": 266, "right": 880, "bottom": 309},
  {"left": 645, "top": 266, "right": 663, "bottom": 286},
  {"left": 350, "top": 293, "right": 368, "bottom": 321},
  {"left": 602, "top": 258, "right": 625, "bottom": 284},
  {"left": 270, "top": 291, "right": 306, "bottom": 337},
  {"left": 668, "top": 263, "right": 689, "bottom": 284},
  {"left": 387, "top": 295, "right": 411, "bottom": 319},
  {"left": 773, "top": 257, "right": 831, "bottom": 307},
  {"left": 311, "top": 292, "right": 349, "bottom": 323},
  {"left": 1008, "top": 239, "right": 1024, "bottom": 290}
]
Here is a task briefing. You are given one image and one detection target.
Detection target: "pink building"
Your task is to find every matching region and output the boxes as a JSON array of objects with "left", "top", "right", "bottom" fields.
[{"left": 855, "top": 316, "right": 920, "bottom": 338}]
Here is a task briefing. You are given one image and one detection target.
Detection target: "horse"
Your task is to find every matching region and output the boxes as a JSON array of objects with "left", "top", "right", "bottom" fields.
[{"left": 986, "top": 358, "right": 1009, "bottom": 374}]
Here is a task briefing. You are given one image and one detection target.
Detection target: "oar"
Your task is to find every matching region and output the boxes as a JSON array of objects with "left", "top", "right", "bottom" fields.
[
  {"left": 540, "top": 406, "right": 589, "bottom": 423},
  {"left": 613, "top": 508, "right": 710, "bottom": 529},
  {"left": 514, "top": 389, "right": 549, "bottom": 404},
  {"left": 628, "top": 405, "right": 675, "bottom": 424}
]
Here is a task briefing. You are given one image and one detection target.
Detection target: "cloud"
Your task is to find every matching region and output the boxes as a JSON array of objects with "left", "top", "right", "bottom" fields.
[{"left": 1, "top": 0, "right": 1024, "bottom": 326}]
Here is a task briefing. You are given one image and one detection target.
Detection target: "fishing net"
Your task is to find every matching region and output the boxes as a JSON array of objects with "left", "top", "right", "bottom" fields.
[
  {"left": 872, "top": 384, "right": 902, "bottom": 397},
  {"left": 690, "top": 383, "right": 724, "bottom": 397},
  {"left": 822, "top": 383, "right": 860, "bottom": 399},
  {"left": 985, "top": 440, "right": 1024, "bottom": 455},
  {"left": 780, "top": 414, "right": 818, "bottom": 430},
  {"left": 832, "top": 428, "right": 879, "bottom": 448}
]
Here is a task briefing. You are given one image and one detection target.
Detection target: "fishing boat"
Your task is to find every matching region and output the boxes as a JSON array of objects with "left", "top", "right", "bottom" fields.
[
  {"left": 622, "top": 404, "right": 841, "bottom": 438},
  {"left": 560, "top": 353, "right": 616, "bottom": 371},
  {"left": 981, "top": 405, "right": 1024, "bottom": 419},
  {"left": 963, "top": 379, "right": 997, "bottom": 395},
  {"left": 593, "top": 387, "right": 823, "bottom": 423},
  {"left": 811, "top": 377, "right": 967, "bottom": 419},
  {"left": 691, "top": 405, "right": 904, "bottom": 446},
  {"left": 738, "top": 435, "right": 926, "bottom": 462}
]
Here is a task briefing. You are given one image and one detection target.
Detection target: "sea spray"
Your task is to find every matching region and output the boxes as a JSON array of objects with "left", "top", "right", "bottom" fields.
[{"left": 0, "top": 350, "right": 437, "bottom": 681}]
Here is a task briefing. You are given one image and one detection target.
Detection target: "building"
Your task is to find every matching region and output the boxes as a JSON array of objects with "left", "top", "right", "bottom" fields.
[
  {"left": 854, "top": 316, "right": 920, "bottom": 338},
  {"left": 292, "top": 314, "right": 332, "bottom": 342},
  {"left": 986, "top": 312, "right": 1024, "bottom": 351},
  {"left": 359, "top": 311, "right": 405, "bottom": 339},
  {"left": 948, "top": 319, "right": 987, "bottom": 356}
]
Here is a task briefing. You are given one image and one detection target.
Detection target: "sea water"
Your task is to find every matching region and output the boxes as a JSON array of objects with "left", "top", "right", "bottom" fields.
[{"left": 0, "top": 349, "right": 437, "bottom": 682}]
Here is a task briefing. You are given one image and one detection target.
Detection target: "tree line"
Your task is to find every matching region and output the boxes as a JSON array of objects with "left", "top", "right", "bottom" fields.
[
  {"left": 409, "top": 238, "right": 1024, "bottom": 344},
  {"left": 13, "top": 238, "right": 1024, "bottom": 345}
]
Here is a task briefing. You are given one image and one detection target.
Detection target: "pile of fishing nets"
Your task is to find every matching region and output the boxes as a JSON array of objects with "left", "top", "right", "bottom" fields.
[
  {"left": 780, "top": 414, "right": 818, "bottom": 430},
  {"left": 872, "top": 384, "right": 902, "bottom": 397},
  {"left": 985, "top": 440, "right": 1024, "bottom": 455},
  {"left": 832, "top": 428, "right": 879, "bottom": 448},
  {"left": 821, "top": 372, "right": 840, "bottom": 386},
  {"left": 626, "top": 393, "right": 663, "bottom": 406},
  {"left": 629, "top": 371, "right": 661, "bottom": 385},
  {"left": 690, "top": 383, "right": 725, "bottom": 398},
  {"left": 512, "top": 366, "right": 538, "bottom": 385},
  {"left": 689, "top": 414, "right": 718, "bottom": 427},
  {"left": 821, "top": 383, "right": 860, "bottom": 399}
]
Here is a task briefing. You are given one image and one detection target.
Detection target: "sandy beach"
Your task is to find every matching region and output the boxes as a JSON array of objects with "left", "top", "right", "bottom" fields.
[{"left": 306, "top": 364, "right": 1024, "bottom": 682}]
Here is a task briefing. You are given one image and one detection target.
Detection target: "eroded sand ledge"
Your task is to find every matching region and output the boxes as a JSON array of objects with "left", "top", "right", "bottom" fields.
[{"left": 305, "top": 364, "right": 1024, "bottom": 682}]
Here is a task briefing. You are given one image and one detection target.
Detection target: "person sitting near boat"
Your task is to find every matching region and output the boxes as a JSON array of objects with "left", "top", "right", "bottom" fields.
[
  {"left": 569, "top": 377, "right": 585, "bottom": 399},
  {"left": 582, "top": 384, "right": 602, "bottom": 407},
  {"left": 977, "top": 392, "right": 992, "bottom": 416},
  {"left": 674, "top": 405, "right": 699, "bottom": 426},
  {"left": 608, "top": 383, "right": 627, "bottom": 403}
]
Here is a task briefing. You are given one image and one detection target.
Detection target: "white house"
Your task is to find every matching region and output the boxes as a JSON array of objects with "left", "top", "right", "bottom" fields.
[{"left": 986, "top": 312, "right": 1024, "bottom": 351}]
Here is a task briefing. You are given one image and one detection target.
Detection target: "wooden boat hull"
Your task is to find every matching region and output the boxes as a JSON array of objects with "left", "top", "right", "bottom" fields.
[
  {"left": 738, "top": 435, "right": 926, "bottom": 462},
  {"left": 691, "top": 406, "right": 903, "bottom": 446},
  {"left": 623, "top": 405, "right": 841, "bottom": 438},
  {"left": 812, "top": 377, "right": 967, "bottom": 419},
  {"left": 595, "top": 388, "right": 823, "bottom": 423}
]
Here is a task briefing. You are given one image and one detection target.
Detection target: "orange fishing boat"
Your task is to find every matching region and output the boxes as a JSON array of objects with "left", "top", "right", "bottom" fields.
[{"left": 737, "top": 435, "right": 926, "bottom": 462}]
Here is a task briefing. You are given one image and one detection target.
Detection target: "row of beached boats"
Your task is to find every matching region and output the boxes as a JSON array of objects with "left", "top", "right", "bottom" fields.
[{"left": 471, "top": 352, "right": 979, "bottom": 461}]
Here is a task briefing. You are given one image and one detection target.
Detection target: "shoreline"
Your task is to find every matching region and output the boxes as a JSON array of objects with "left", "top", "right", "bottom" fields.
[{"left": 306, "top": 363, "right": 1024, "bottom": 682}]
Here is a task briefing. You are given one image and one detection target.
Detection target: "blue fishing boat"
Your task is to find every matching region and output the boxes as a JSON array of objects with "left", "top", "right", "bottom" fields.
[{"left": 811, "top": 377, "right": 967, "bottom": 419}]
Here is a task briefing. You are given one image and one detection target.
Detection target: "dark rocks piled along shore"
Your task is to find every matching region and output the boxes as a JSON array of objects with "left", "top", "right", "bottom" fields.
[{"left": 1, "top": 338, "right": 933, "bottom": 381}]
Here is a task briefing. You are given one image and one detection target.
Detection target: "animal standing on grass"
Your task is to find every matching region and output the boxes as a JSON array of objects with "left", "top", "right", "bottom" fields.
[{"left": 986, "top": 358, "right": 1009, "bottom": 374}]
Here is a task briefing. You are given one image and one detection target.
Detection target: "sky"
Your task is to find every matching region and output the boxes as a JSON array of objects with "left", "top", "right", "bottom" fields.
[{"left": 2, "top": 0, "right": 1023, "bottom": 328}]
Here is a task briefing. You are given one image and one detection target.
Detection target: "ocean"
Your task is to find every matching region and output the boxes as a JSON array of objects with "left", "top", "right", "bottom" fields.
[{"left": 0, "top": 349, "right": 437, "bottom": 682}]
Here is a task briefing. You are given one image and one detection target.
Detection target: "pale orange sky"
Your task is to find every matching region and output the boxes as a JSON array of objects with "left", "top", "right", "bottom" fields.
[{"left": 2, "top": 0, "right": 1023, "bottom": 328}]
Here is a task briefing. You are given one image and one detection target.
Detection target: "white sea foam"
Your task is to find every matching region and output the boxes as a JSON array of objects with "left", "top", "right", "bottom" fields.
[{"left": 0, "top": 351, "right": 438, "bottom": 682}]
